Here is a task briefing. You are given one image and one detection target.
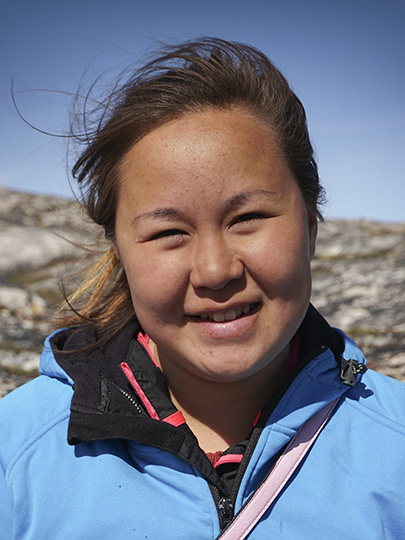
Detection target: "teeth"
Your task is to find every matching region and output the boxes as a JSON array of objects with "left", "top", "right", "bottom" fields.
[
  {"left": 225, "top": 309, "right": 237, "bottom": 321},
  {"left": 202, "top": 304, "right": 254, "bottom": 322}
]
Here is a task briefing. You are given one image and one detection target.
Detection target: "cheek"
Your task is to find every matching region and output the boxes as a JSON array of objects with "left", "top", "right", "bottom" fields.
[
  {"left": 248, "top": 225, "right": 312, "bottom": 291},
  {"left": 121, "top": 250, "right": 188, "bottom": 323}
]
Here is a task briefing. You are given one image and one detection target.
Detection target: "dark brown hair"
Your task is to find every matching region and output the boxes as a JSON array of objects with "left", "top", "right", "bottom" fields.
[{"left": 62, "top": 37, "right": 324, "bottom": 340}]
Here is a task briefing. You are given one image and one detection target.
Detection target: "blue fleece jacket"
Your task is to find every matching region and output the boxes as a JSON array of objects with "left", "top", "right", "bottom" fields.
[{"left": 0, "top": 326, "right": 404, "bottom": 539}]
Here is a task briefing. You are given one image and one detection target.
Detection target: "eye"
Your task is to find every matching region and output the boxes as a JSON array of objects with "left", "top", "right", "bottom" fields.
[
  {"left": 231, "top": 213, "right": 267, "bottom": 226},
  {"left": 151, "top": 229, "right": 188, "bottom": 241}
]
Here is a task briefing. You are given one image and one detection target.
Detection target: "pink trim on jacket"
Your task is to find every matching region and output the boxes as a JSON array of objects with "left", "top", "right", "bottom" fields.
[
  {"left": 215, "top": 453, "right": 244, "bottom": 468},
  {"left": 137, "top": 332, "right": 159, "bottom": 367},
  {"left": 163, "top": 411, "right": 186, "bottom": 427},
  {"left": 120, "top": 362, "right": 160, "bottom": 420}
]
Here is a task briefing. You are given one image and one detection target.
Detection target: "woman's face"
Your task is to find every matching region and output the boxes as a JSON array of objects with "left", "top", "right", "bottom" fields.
[{"left": 115, "top": 107, "right": 317, "bottom": 384}]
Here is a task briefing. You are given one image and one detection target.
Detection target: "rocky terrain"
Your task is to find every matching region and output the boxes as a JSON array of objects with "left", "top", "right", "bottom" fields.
[{"left": 0, "top": 187, "right": 404, "bottom": 398}]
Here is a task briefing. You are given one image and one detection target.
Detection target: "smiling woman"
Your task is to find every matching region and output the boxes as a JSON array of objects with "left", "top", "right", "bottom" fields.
[{"left": 0, "top": 38, "right": 404, "bottom": 540}]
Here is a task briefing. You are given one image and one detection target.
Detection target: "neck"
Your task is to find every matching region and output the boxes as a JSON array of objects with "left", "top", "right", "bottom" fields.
[
  {"left": 151, "top": 343, "right": 290, "bottom": 453},
  {"left": 169, "top": 378, "right": 274, "bottom": 453}
]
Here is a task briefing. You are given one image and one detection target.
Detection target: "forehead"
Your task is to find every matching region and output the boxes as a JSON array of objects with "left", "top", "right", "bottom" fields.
[{"left": 117, "top": 106, "right": 295, "bottom": 205}]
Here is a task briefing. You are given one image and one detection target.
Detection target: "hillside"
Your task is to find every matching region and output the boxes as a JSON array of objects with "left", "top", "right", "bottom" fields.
[{"left": 1, "top": 187, "right": 404, "bottom": 397}]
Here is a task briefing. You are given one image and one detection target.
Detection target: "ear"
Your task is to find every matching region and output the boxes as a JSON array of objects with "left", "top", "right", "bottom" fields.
[{"left": 307, "top": 211, "right": 318, "bottom": 260}]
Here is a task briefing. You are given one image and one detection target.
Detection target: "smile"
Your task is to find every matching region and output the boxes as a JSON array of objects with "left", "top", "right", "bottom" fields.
[{"left": 198, "top": 303, "right": 257, "bottom": 322}]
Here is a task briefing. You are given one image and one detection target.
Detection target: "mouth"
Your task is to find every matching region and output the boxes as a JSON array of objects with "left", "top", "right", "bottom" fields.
[{"left": 195, "top": 303, "right": 259, "bottom": 322}]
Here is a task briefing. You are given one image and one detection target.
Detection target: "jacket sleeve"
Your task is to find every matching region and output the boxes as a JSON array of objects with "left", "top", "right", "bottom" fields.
[
  {"left": 0, "top": 460, "right": 14, "bottom": 540},
  {"left": 0, "top": 389, "right": 23, "bottom": 540}
]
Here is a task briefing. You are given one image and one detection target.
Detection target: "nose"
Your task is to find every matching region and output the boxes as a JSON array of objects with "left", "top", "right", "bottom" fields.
[{"left": 190, "top": 235, "right": 244, "bottom": 291}]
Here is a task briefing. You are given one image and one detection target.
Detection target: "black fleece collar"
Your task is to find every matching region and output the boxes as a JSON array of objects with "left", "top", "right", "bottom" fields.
[{"left": 53, "top": 319, "right": 230, "bottom": 492}]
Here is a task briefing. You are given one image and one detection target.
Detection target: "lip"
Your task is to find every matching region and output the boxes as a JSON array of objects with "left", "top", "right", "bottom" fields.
[{"left": 187, "top": 302, "right": 261, "bottom": 339}]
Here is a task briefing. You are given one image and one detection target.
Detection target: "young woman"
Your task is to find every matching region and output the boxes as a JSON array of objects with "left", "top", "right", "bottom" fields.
[{"left": 1, "top": 38, "right": 404, "bottom": 539}]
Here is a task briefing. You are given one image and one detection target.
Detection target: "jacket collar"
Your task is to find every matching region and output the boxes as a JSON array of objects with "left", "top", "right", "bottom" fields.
[
  {"left": 48, "top": 305, "right": 348, "bottom": 436},
  {"left": 47, "top": 304, "right": 358, "bottom": 493}
]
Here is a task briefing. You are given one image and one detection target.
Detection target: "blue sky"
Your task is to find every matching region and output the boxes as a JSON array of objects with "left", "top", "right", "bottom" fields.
[{"left": 1, "top": 0, "right": 404, "bottom": 221}]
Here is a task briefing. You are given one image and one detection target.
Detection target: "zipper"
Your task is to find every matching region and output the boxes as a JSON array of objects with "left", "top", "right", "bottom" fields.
[
  {"left": 218, "top": 495, "right": 234, "bottom": 530},
  {"left": 210, "top": 427, "right": 263, "bottom": 532},
  {"left": 210, "top": 485, "right": 234, "bottom": 531},
  {"left": 117, "top": 386, "right": 146, "bottom": 415}
]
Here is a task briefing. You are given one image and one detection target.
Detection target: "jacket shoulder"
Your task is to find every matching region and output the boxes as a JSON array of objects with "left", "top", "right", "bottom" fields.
[
  {"left": 345, "top": 368, "right": 405, "bottom": 430},
  {"left": 0, "top": 375, "right": 73, "bottom": 469}
]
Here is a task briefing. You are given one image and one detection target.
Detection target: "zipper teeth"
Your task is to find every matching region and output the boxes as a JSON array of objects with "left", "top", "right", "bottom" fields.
[
  {"left": 118, "top": 386, "right": 145, "bottom": 415},
  {"left": 229, "top": 429, "right": 262, "bottom": 503}
]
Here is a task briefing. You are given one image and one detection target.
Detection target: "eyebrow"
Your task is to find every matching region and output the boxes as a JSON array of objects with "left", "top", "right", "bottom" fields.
[
  {"left": 131, "top": 189, "right": 277, "bottom": 224},
  {"left": 225, "top": 189, "right": 277, "bottom": 212},
  {"left": 131, "top": 208, "right": 187, "bottom": 224}
]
